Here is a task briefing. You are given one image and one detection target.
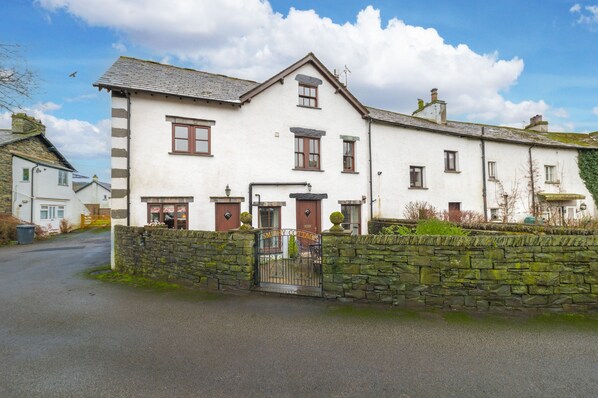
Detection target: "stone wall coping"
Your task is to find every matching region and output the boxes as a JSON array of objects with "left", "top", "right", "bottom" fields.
[{"left": 322, "top": 233, "right": 598, "bottom": 247}]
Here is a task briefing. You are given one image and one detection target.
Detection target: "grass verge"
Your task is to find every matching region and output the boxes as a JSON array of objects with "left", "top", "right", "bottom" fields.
[{"left": 86, "top": 264, "right": 224, "bottom": 301}]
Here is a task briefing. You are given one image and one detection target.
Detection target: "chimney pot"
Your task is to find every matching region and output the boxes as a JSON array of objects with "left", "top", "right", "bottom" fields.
[{"left": 431, "top": 88, "right": 438, "bottom": 102}]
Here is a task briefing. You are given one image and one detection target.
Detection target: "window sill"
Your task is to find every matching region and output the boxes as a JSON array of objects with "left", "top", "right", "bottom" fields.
[
  {"left": 341, "top": 171, "right": 359, "bottom": 174},
  {"left": 408, "top": 187, "right": 428, "bottom": 190},
  {"left": 296, "top": 105, "right": 322, "bottom": 110},
  {"left": 293, "top": 168, "right": 324, "bottom": 172},
  {"left": 444, "top": 170, "right": 461, "bottom": 174},
  {"left": 488, "top": 177, "right": 497, "bottom": 181},
  {"left": 545, "top": 181, "right": 560, "bottom": 184},
  {"left": 169, "top": 152, "right": 214, "bottom": 157}
]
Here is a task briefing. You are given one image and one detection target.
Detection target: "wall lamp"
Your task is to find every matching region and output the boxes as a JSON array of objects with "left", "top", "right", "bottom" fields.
[{"left": 225, "top": 184, "right": 231, "bottom": 197}]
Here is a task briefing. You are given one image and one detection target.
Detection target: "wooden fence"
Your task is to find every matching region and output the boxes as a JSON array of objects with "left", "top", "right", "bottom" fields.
[{"left": 80, "top": 214, "right": 111, "bottom": 228}]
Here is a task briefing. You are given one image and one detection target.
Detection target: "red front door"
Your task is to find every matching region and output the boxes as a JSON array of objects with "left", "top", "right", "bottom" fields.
[
  {"left": 296, "top": 200, "right": 321, "bottom": 234},
  {"left": 215, "top": 203, "right": 240, "bottom": 231}
]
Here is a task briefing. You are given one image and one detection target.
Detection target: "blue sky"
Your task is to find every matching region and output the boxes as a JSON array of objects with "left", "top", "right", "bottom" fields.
[{"left": 1, "top": 0, "right": 598, "bottom": 182}]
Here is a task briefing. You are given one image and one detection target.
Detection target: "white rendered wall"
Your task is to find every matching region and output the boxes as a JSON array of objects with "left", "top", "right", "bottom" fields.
[
  {"left": 370, "top": 123, "right": 483, "bottom": 219},
  {"left": 76, "top": 183, "right": 111, "bottom": 208},
  {"left": 12, "top": 156, "right": 88, "bottom": 231},
  {"left": 125, "top": 63, "right": 369, "bottom": 233}
]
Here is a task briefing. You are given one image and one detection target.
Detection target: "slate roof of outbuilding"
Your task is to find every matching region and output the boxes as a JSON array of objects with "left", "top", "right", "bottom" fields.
[
  {"left": 74, "top": 180, "right": 111, "bottom": 193},
  {"left": 366, "top": 106, "right": 598, "bottom": 149},
  {"left": 0, "top": 130, "right": 75, "bottom": 170},
  {"left": 94, "top": 57, "right": 259, "bottom": 103}
]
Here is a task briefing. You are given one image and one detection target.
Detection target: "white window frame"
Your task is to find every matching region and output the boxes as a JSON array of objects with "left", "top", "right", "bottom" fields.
[
  {"left": 58, "top": 170, "right": 69, "bottom": 186},
  {"left": 487, "top": 161, "right": 497, "bottom": 180},
  {"left": 545, "top": 165, "right": 557, "bottom": 183}
]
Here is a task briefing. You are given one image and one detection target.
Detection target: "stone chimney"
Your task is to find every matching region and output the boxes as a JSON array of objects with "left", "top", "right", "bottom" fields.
[
  {"left": 525, "top": 114, "right": 548, "bottom": 132},
  {"left": 412, "top": 88, "right": 447, "bottom": 124},
  {"left": 92, "top": 174, "right": 99, "bottom": 182},
  {"left": 11, "top": 113, "right": 46, "bottom": 135}
]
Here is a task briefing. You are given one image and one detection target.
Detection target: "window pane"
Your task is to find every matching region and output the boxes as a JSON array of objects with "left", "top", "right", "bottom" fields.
[
  {"left": 295, "top": 153, "right": 304, "bottom": 168},
  {"left": 195, "top": 127, "right": 208, "bottom": 140},
  {"left": 163, "top": 205, "right": 175, "bottom": 229},
  {"left": 150, "top": 205, "right": 161, "bottom": 223},
  {"left": 175, "top": 139, "right": 189, "bottom": 151},
  {"left": 40, "top": 206, "right": 48, "bottom": 220},
  {"left": 195, "top": 140, "right": 209, "bottom": 153},
  {"left": 174, "top": 126, "right": 189, "bottom": 139},
  {"left": 22, "top": 168, "right": 29, "bottom": 181},
  {"left": 57, "top": 206, "right": 64, "bottom": 218}
]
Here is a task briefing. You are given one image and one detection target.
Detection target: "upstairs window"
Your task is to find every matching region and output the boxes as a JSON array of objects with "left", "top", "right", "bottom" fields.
[
  {"left": 444, "top": 150, "right": 457, "bottom": 172},
  {"left": 22, "top": 168, "right": 30, "bottom": 182},
  {"left": 487, "top": 161, "right": 497, "bottom": 180},
  {"left": 58, "top": 170, "right": 68, "bottom": 186},
  {"left": 410, "top": 166, "right": 425, "bottom": 188},
  {"left": 545, "top": 165, "right": 557, "bottom": 183},
  {"left": 298, "top": 84, "right": 318, "bottom": 108},
  {"left": 172, "top": 124, "right": 211, "bottom": 155},
  {"left": 295, "top": 136, "right": 320, "bottom": 170},
  {"left": 343, "top": 141, "right": 355, "bottom": 172}
]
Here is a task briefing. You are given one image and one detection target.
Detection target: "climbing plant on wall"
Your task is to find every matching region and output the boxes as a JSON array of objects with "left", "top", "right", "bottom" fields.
[{"left": 578, "top": 149, "right": 598, "bottom": 203}]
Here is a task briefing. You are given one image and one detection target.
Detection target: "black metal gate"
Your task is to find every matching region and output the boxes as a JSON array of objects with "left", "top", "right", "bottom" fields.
[{"left": 255, "top": 229, "right": 322, "bottom": 296}]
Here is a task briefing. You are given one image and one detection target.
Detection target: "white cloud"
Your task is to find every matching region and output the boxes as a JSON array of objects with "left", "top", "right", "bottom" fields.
[
  {"left": 553, "top": 107, "right": 569, "bottom": 118},
  {"left": 570, "top": 3, "right": 598, "bottom": 26},
  {"left": 593, "top": 106, "right": 598, "bottom": 116},
  {"left": 37, "top": 0, "right": 548, "bottom": 126},
  {"left": 112, "top": 42, "right": 127, "bottom": 52},
  {"left": 0, "top": 103, "right": 110, "bottom": 158}
]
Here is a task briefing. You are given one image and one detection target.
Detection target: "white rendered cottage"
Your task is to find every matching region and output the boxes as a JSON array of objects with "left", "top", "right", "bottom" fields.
[
  {"left": 95, "top": 53, "right": 598, "bottom": 248},
  {"left": 1, "top": 114, "right": 88, "bottom": 232}
]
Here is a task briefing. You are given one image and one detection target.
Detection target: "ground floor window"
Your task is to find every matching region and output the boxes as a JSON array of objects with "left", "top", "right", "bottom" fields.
[
  {"left": 148, "top": 203, "right": 188, "bottom": 229},
  {"left": 40, "top": 205, "right": 64, "bottom": 220},
  {"left": 259, "top": 206, "right": 281, "bottom": 251},
  {"left": 341, "top": 204, "right": 361, "bottom": 235}
]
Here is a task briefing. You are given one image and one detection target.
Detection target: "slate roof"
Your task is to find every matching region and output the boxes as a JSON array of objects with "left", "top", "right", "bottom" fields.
[
  {"left": 367, "top": 107, "right": 598, "bottom": 149},
  {"left": 94, "top": 55, "right": 598, "bottom": 150},
  {"left": 1, "top": 130, "right": 75, "bottom": 170},
  {"left": 75, "top": 180, "right": 111, "bottom": 193},
  {"left": 94, "top": 57, "right": 259, "bottom": 103},
  {"left": 11, "top": 151, "right": 73, "bottom": 171}
]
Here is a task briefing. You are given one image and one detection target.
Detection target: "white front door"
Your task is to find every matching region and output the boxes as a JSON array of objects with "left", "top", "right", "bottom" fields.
[{"left": 40, "top": 205, "right": 65, "bottom": 231}]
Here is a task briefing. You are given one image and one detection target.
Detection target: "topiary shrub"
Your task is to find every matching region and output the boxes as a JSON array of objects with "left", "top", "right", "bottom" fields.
[
  {"left": 239, "top": 211, "right": 253, "bottom": 230},
  {"left": 329, "top": 211, "right": 345, "bottom": 232}
]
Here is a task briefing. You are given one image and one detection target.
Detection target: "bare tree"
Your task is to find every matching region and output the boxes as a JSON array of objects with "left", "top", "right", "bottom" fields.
[
  {"left": 495, "top": 179, "right": 520, "bottom": 223},
  {"left": 0, "top": 44, "right": 36, "bottom": 112}
]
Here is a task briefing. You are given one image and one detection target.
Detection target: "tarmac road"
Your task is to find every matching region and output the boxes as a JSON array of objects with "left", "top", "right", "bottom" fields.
[{"left": 1, "top": 229, "right": 597, "bottom": 397}]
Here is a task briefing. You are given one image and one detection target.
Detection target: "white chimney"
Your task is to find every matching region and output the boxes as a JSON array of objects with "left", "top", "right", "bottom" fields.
[{"left": 412, "top": 88, "right": 446, "bottom": 125}]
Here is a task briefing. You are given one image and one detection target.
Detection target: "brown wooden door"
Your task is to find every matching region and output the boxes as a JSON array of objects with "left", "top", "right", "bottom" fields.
[
  {"left": 215, "top": 203, "right": 240, "bottom": 231},
  {"left": 448, "top": 202, "right": 461, "bottom": 222},
  {"left": 296, "top": 200, "right": 321, "bottom": 234}
]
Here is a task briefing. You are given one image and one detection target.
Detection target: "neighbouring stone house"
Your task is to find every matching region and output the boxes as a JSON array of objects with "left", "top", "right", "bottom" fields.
[
  {"left": 74, "top": 175, "right": 111, "bottom": 216},
  {"left": 0, "top": 113, "right": 88, "bottom": 232},
  {"left": 94, "top": 53, "right": 598, "bottom": 243}
]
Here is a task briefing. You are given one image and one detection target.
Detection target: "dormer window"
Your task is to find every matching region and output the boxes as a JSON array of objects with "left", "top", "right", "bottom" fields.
[
  {"left": 298, "top": 84, "right": 317, "bottom": 107},
  {"left": 295, "top": 74, "right": 322, "bottom": 109}
]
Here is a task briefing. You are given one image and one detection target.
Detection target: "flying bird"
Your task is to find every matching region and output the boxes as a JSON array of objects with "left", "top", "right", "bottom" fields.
[{"left": 69, "top": 71, "right": 77, "bottom": 78}]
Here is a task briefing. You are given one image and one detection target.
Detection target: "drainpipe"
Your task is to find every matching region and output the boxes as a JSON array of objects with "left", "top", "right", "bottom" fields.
[
  {"left": 481, "top": 127, "right": 488, "bottom": 222},
  {"left": 528, "top": 145, "right": 536, "bottom": 219},
  {"left": 248, "top": 182, "right": 309, "bottom": 216},
  {"left": 125, "top": 91, "right": 131, "bottom": 226},
  {"left": 30, "top": 164, "right": 40, "bottom": 223},
  {"left": 367, "top": 117, "right": 374, "bottom": 221}
]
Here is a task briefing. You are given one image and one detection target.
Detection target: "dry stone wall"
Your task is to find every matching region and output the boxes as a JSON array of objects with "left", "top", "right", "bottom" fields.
[
  {"left": 322, "top": 233, "right": 598, "bottom": 312},
  {"left": 114, "top": 225, "right": 255, "bottom": 290}
]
